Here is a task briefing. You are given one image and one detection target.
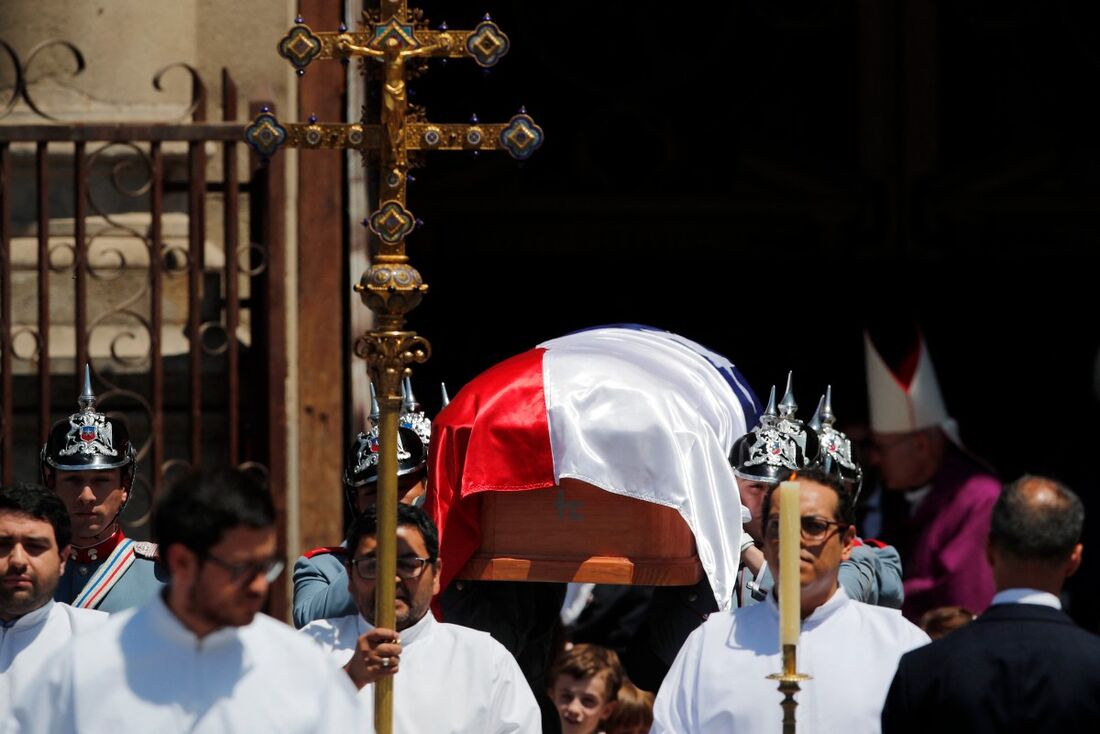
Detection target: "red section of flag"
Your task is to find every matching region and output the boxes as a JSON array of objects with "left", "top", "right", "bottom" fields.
[{"left": 425, "top": 347, "right": 556, "bottom": 596}]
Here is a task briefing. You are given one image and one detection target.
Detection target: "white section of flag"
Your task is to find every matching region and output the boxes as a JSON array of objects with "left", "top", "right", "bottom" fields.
[{"left": 539, "top": 327, "right": 751, "bottom": 610}]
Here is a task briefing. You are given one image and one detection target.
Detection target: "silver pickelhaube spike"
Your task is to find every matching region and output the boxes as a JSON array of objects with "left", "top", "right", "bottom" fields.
[
  {"left": 808, "top": 395, "right": 826, "bottom": 433},
  {"left": 761, "top": 385, "right": 778, "bottom": 423},
  {"left": 808, "top": 385, "right": 863, "bottom": 499},
  {"left": 778, "top": 371, "right": 797, "bottom": 418},
  {"left": 402, "top": 375, "right": 420, "bottom": 413},
  {"left": 78, "top": 363, "right": 96, "bottom": 411},
  {"left": 369, "top": 382, "right": 380, "bottom": 424},
  {"left": 440, "top": 382, "right": 450, "bottom": 409},
  {"left": 821, "top": 384, "right": 836, "bottom": 426}
]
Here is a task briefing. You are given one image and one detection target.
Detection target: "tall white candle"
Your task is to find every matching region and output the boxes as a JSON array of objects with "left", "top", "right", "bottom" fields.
[{"left": 778, "top": 480, "right": 801, "bottom": 647}]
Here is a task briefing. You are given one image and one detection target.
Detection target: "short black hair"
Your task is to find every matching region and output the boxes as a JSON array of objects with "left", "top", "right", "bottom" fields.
[
  {"left": 0, "top": 482, "right": 71, "bottom": 549},
  {"left": 990, "top": 475, "right": 1084, "bottom": 562},
  {"left": 152, "top": 469, "right": 275, "bottom": 561},
  {"left": 760, "top": 466, "right": 856, "bottom": 538},
  {"left": 346, "top": 503, "right": 439, "bottom": 561}
]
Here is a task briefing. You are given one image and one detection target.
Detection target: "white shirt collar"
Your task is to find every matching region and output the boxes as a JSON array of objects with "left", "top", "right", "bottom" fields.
[
  {"left": 991, "top": 588, "right": 1062, "bottom": 610},
  {"left": 358, "top": 607, "right": 437, "bottom": 646},
  {"left": 152, "top": 591, "right": 243, "bottom": 648},
  {"left": 0, "top": 599, "right": 54, "bottom": 632},
  {"left": 766, "top": 586, "right": 851, "bottom": 630}
]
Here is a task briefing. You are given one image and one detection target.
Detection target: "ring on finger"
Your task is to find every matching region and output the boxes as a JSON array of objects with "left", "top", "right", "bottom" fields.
[{"left": 381, "top": 657, "right": 391, "bottom": 668}]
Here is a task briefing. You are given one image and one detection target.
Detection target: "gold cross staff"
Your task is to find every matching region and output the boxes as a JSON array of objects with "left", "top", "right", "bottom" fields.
[{"left": 244, "top": 4, "right": 542, "bottom": 733}]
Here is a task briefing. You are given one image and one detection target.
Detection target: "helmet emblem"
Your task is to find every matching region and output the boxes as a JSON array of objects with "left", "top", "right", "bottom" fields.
[{"left": 59, "top": 413, "right": 117, "bottom": 458}]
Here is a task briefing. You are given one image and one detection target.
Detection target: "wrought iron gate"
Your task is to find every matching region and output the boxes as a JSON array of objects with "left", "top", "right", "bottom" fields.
[{"left": 0, "top": 56, "right": 287, "bottom": 591}]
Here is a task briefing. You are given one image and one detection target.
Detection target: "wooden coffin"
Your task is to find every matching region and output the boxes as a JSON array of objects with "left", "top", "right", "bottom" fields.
[{"left": 455, "top": 478, "right": 704, "bottom": 585}]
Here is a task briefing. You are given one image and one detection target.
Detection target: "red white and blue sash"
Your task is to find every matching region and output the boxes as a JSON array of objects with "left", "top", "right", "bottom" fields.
[{"left": 72, "top": 538, "right": 136, "bottom": 609}]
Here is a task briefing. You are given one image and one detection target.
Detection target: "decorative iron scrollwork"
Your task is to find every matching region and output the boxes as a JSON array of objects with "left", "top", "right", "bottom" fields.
[
  {"left": 0, "top": 39, "right": 85, "bottom": 121},
  {"left": 0, "top": 39, "right": 205, "bottom": 122}
]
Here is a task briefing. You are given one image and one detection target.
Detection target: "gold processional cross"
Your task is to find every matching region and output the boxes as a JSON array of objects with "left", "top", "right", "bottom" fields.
[{"left": 244, "top": 4, "right": 542, "bottom": 732}]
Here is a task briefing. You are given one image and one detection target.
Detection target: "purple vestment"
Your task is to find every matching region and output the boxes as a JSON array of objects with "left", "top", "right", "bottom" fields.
[{"left": 897, "top": 449, "right": 1000, "bottom": 622}]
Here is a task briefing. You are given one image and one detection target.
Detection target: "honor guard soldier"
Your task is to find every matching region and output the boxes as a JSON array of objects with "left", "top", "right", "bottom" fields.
[
  {"left": 40, "top": 366, "right": 163, "bottom": 612},
  {"left": 292, "top": 378, "right": 432, "bottom": 628}
]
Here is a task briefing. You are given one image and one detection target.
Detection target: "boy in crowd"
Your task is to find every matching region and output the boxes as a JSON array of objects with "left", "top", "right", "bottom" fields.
[{"left": 549, "top": 644, "right": 624, "bottom": 734}]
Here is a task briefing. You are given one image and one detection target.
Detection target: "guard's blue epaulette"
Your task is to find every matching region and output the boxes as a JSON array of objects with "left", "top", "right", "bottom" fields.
[{"left": 303, "top": 545, "right": 349, "bottom": 560}]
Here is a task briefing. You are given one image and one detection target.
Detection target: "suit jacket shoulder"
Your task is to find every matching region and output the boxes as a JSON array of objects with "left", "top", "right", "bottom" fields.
[{"left": 885, "top": 604, "right": 1100, "bottom": 734}]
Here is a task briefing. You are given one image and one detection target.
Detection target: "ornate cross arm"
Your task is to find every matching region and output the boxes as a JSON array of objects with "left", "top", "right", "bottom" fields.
[
  {"left": 409, "top": 115, "right": 543, "bottom": 159},
  {"left": 244, "top": 109, "right": 381, "bottom": 157},
  {"left": 278, "top": 16, "right": 511, "bottom": 75},
  {"left": 245, "top": 110, "right": 543, "bottom": 161}
]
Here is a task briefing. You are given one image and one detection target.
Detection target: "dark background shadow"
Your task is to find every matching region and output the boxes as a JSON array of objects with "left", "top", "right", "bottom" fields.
[{"left": 369, "top": 1, "right": 1100, "bottom": 628}]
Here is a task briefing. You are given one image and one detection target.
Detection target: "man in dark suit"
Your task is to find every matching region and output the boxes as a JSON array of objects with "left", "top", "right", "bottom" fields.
[{"left": 882, "top": 474, "right": 1100, "bottom": 733}]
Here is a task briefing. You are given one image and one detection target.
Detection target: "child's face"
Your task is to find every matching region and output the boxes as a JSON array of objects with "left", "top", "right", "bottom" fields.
[{"left": 551, "top": 673, "right": 617, "bottom": 734}]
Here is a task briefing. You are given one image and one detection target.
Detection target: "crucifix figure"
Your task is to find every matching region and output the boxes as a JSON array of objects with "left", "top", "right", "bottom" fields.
[
  {"left": 337, "top": 29, "right": 452, "bottom": 150},
  {"left": 244, "top": 6, "right": 542, "bottom": 733}
]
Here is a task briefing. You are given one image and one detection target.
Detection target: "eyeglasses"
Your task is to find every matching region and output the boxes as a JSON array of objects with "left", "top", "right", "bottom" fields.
[
  {"left": 764, "top": 515, "right": 849, "bottom": 543},
  {"left": 204, "top": 553, "right": 285, "bottom": 585},
  {"left": 349, "top": 555, "right": 433, "bottom": 581}
]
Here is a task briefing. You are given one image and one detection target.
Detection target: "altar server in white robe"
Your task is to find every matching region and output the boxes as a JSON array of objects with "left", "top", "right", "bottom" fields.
[
  {"left": 652, "top": 466, "right": 929, "bottom": 734},
  {"left": 301, "top": 503, "right": 541, "bottom": 733},
  {"left": 0, "top": 484, "right": 108, "bottom": 708},
  {"left": 4, "top": 469, "right": 366, "bottom": 733}
]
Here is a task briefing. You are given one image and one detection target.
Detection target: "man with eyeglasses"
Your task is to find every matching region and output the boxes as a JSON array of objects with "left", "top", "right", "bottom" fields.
[
  {"left": 731, "top": 382, "right": 904, "bottom": 610},
  {"left": 651, "top": 466, "right": 928, "bottom": 733},
  {"left": 622, "top": 379, "right": 904, "bottom": 694},
  {"left": 5, "top": 469, "right": 367, "bottom": 732},
  {"left": 301, "top": 503, "right": 541, "bottom": 733},
  {"left": 292, "top": 379, "right": 431, "bottom": 628}
]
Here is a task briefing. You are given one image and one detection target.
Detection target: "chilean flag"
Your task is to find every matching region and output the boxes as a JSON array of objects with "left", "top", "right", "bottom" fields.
[{"left": 426, "top": 325, "right": 760, "bottom": 609}]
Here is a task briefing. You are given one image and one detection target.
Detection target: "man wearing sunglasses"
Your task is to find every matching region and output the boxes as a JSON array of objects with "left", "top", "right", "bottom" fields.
[
  {"left": 652, "top": 466, "right": 928, "bottom": 733},
  {"left": 301, "top": 502, "right": 541, "bottom": 733},
  {"left": 6, "top": 469, "right": 367, "bottom": 732}
]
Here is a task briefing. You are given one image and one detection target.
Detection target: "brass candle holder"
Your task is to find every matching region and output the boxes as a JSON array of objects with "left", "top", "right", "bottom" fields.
[{"left": 766, "top": 643, "right": 812, "bottom": 734}]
